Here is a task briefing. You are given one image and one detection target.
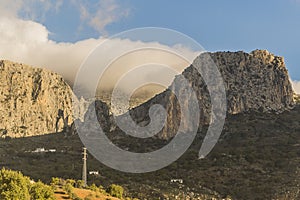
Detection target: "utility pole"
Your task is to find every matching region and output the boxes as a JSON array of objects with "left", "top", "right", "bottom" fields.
[{"left": 82, "top": 147, "right": 87, "bottom": 187}]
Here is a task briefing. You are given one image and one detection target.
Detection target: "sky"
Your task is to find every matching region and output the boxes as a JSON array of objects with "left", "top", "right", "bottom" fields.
[{"left": 0, "top": 0, "right": 300, "bottom": 93}]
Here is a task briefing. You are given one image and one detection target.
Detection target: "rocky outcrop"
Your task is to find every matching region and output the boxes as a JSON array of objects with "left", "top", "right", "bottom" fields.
[
  {"left": 1, "top": 50, "right": 295, "bottom": 139},
  {"left": 0, "top": 60, "right": 74, "bottom": 138},
  {"left": 83, "top": 100, "right": 115, "bottom": 133},
  {"left": 126, "top": 50, "right": 295, "bottom": 139}
]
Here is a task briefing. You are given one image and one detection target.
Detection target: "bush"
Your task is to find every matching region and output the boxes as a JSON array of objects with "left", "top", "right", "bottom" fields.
[
  {"left": 66, "top": 179, "right": 76, "bottom": 187},
  {"left": 0, "top": 168, "right": 31, "bottom": 200},
  {"left": 50, "top": 177, "right": 60, "bottom": 186},
  {"left": 50, "top": 177, "right": 61, "bottom": 190},
  {"left": 76, "top": 180, "right": 85, "bottom": 188},
  {"left": 107, "top": 184, "right": 124, "bottom": 198},
  {"left": 89, "top": 183, "right": 99, "bottom": 192},
  {"left": 98, "top": 185, "right": 106, "bottom": 194},
  {"left": 63, "top": 183, "right": 74, "bottom": 195},
  {"left": 30, "top": 181, "right": 55, "bottom": 200},
  {"left": 0, "top": 168, "right": 54, "bottom": 200}
]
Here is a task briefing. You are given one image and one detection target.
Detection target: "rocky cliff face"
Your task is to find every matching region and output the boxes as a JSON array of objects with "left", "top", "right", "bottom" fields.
[
  {"left": 0, "top": 60, "right": 74, "bottom": 138},
  {"left": 1, "top": 50, "right": 295, "bottom": 139},
  {"left": 126, "top": 50, "right": 295, "bottom": 139}
]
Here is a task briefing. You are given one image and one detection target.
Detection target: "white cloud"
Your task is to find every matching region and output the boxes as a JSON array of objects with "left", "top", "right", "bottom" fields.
[
  {"left": 0, "top": 0, "right": 129, "bottom": 34},
  {"left": 72, "top": 0, "right": 130, "bottom": 34},
  {"left": 0, "top": 0, "right": 63, "bottom": 21},
  {"left": 291, "top": 80, "right": 300, "bottom": 94},
  {"left": 0, "top": 16, "right": 198, "bottom": 95},
  {"left": 0, "top": 0, "right": 23, "bottom": 18}
]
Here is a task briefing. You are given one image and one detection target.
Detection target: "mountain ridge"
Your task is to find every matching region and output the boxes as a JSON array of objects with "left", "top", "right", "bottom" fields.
[
  {"left": 0, "top": 49, "right": 296, "bottom": 138},
  {"left": 117, "top": 49, "right": 295, "bottom": 139}
]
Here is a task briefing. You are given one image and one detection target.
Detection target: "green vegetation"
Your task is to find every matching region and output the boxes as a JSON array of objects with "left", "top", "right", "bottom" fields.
[
  {"left": 76, "top": 180, "right": 85, "bottom": 188},
  {"left": 50, "top": 177, "right": 60, "bottom": 186},
  {"left": 0, "top": 168, "right": 54, "bottom": 200},
  {"left": 107, "top": 184, "right": 124, "bottom": 198},
  {"left": 30, "top": 181, "right": 55, "bottom": 200},
  {"left": 0, "top": 168, "right": 31, "bottom": 200},
  {"left": 1, "top": 105, "right": 300, "bottom": 199},
  {"left": 89, "top": 183, "right": 99, "bottom": 192},
  {"left": 63, "top": 182, "right": 74, "bottom": 196},
  {"left": 66, "top": 179, "right": 76, "bottom": 187}
]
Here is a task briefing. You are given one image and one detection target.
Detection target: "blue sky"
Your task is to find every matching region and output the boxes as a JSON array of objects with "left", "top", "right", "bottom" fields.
[
  {"left": 35, "top": 0, "right": 300, "bottom": 80},
  {"left": 0, "top": 0, "right": 300, "bottom": 91}
]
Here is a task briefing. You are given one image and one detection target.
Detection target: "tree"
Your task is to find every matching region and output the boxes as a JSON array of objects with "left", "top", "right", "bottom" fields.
[
  {"left": 0, "top": 168, "right": 55, "bottom": 200},
  {"left": 107, "top": 184, "right": 124, "bottom": 198},
  {"left": 0, "top": 168, "right": 31, "bottom": 200},
  {"left": 30, "top": 181, "right": 55, "bottom": 200}
]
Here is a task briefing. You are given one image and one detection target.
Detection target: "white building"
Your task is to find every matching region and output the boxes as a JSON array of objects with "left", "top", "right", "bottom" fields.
[
  {"left": 89, "top": 171, "right": 99, "bottom": 175},
  {"left": 170, "top": 179, "right": 183, "bottom": 184},
  {"left": 32, "top": 148, "right": 45, "bottom": 153}
]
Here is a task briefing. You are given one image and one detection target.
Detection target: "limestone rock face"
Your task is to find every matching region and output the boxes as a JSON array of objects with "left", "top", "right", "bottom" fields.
[
  {"left": 127, "top": 50, "right": 295, "bottom": 139},
  {"left": 0, "top": 60, "right": 74, "bottom": 138},
  {"left": 83, "top": 100, "right": 115, "bottom": 133}
]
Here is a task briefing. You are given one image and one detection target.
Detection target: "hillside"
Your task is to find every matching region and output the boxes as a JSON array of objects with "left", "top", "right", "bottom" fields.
[{"left": 0, "top": 105, "right": 299, "bottom": 199}]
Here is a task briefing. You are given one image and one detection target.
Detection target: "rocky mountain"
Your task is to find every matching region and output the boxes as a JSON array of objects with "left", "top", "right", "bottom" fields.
[
  {"left": 0, "top": 50, "right": 299, "bottom": 199},
  {"left": 124, "top": 50, "right": 295, "bottom": 139},
  {"left": 0, "top": 60, "right": 74, "bottom": 138},
  {"left": 0, "top": 49, "right": 295, "bottom": 140}
]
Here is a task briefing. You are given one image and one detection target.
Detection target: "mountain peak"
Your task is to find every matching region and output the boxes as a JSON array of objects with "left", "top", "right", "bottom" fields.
[{"left": 126, "top": 50, "right": 295, "bottom": 139}]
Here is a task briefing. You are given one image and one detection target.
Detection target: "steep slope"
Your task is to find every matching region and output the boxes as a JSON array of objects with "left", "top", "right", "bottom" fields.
[
  {"left": 127, "top": 50, "right": 295, "bottom": 139},
  {"left": 0, "top": 60, "right": 74, "bottom": 137}
]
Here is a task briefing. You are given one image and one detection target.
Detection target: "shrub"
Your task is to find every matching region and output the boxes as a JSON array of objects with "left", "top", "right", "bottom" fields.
[
  {"left": 107, "top": 184, "right": 124, "bottom": 198},
  {"left": 0, "top": 168, "right": 31, "bottom": 200},
  {"left": 30, "top": 181, "right": 55, "bottom": 200},
  {"left": 89, "top": 183, "right": 99, "bottom": 192},
  {"left": 76, "top": 180, "right": 85, "bottom": 188},
  {"left": 98, "top": 185, "right": 106, "bottom": 194},
  {"left": 50, "top": 177, "right": 60, "bottom": 186},
  {"left": 63, "top": 183, "right": 74, "bottom": 195},
  {"left": 66, "top": 179, "right": 76, "bottom": 187}
]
